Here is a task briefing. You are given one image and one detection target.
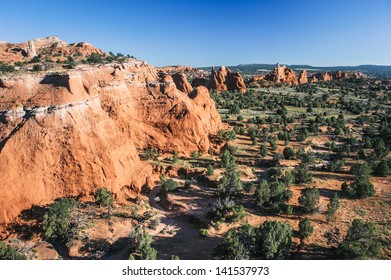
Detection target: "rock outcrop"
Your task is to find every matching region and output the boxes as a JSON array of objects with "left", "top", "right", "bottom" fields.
[
  {"left": 0, "top": 60, "right": 221, "bottom": 223},
  {"left": 0, "top": 36, "right": 104, "bottom": 64},
  {"left": 208, "top": 66, "right": 246, "bottom": 93},
  {"left": 264, "top": 63, "right": 298, "bottom": 85},
  {"left": 172, "top": 73, "right": 193, "bottom": 94},
  {"left": 298, "top": 70, "right": 308, "bottom": 84},
  {"left": 247, "top": 63, "right": 361, "bottom": 87}
]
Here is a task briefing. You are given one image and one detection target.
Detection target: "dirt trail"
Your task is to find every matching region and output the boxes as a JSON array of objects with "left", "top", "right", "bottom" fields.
[{"left": 147, "top": 185, "right": 219, "bottom": 259}]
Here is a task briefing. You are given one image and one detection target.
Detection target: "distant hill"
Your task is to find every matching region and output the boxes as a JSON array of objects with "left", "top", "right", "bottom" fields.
[{"left": 200, "top": 64, "right": 391, "bottom": 78}]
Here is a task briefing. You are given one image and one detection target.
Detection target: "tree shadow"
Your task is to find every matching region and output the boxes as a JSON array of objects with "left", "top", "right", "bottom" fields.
[
  {"left": 292, "top": 243, "right": 336, "bottom": 260},
  {"left": 7, "top": 205, "right": 46, "bottom": 240}
]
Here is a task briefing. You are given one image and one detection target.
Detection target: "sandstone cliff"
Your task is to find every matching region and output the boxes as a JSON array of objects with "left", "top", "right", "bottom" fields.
[{"left": 0, "top": 60, "right": 221, "bottom": 223}]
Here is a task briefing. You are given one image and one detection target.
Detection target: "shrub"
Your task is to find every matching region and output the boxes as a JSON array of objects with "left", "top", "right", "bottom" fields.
[
  {"left": 32, "top": 64, "right": 42, "bottom": 71},
  {"left": 374, "top": 161, "right": 390, "bottom": 177},
  {"left": 257, "top": 220, "right": 292, "bottom": 259},
  {"left": 86, "top": 53, "right": 104, "bottom": 64},
  {"left": 344, "top": 163, "right": 375, "bottom": 198},
  {"left": 129, "top": 226, "right": 157, "bottom": 260},
  {"left": 254, "top": 178, "right": 292, "bottom": 214},
  {"left": 237, "top": 115, "right": 244, "bottom": 121},
  {"left": 260, "top": 143, "right": 268, "bottom": 157},
  {"left": 199, "top": 228, "right": 209, "bottom": 237},
  {"left": 347, "top": 178, "right": 375, "bottom": 198},
  {"left": 298, "top": 187, "right": 320, "bottom": 213},
  {"left": 293, "top": 165, "right": 312, "bottom": 184},
  {"left": 0, "top": 241, "right": 27, "bottom": 260},
  {"left": 270, "top": 139, "right": 278, "bottom": 151},
  {"left": 298, "top": 218, "right": 314, "bottom": 242},
  {"left": 162, "top": 179, "right": 178, "bottom": 192},
  {"left": 172, "top": 151, "right": 178, "bottom": 163},
  {"left": 217, "top": 169, "right": 243, "bottom": 198},
  {"left": 94, "top": 187, "right": 113, "bottom": 207},
  {"left": 0, "top": 62, "right": 15, "bottom": 73},
  {"left": 144, "top": 147, "right": 160, "bottom": 160},
  {"left": 190, "top": 150, "right": 198, "bottom": 159},
  {"left": 326, "top": 193, "right": 340, "bottom": 223},
  {"left": 338, "top": 219, "right": 381, "bottom": 259},
  {"left": 283, "top": 147, "right": 295, "bottom": 159},
  {"left": 206, "top": 164, "right": 214, "bottom": 176},
  {"left": 219, "top": 150, "right": 236, "bottom": 170},
  {"left": 30, "top": 56, "right": 40, "bottom": 63},
  {"left": 212, "top": 224, "right": 257, "bottom": 260},
  {"left": 43, "top": 198, "right": 73, "bottom": 241}
]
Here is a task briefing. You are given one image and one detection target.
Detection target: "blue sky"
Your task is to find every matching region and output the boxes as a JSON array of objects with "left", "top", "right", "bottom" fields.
[{"left": 1, "top": 0, "right": 390, "bottom": 67}]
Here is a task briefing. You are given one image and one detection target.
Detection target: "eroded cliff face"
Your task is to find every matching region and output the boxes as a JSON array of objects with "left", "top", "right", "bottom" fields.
[{"left": 0, "top": 60, "right": 221, "bottom": 223}]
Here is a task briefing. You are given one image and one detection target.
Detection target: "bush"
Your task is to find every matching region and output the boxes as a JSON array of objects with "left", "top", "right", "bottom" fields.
[
  {"left": 293, "top": 165, "right": 312, "bottom": 184},
  {"left": 94, "top": 187, "right": 113, "bottom": 207},
  {"left": 374, "top": 161, "right": 390, "bottom": 177},
  {"left": 220, "top": 150, "right": 236, "bottom": 170},
  {"left": 162, "top": 179, "right": 178, "bottom": 192},
  {"left": 298, "top": 187, "right": 320, "bottom": 213},
  {"left": 30, "top": 56, "right": 40, "bottom": 63},
  {"left": 172, "top": 151, "right": 178, "bottom": 163},
  {"left": 32, "top": 64, "right": 42, "bottom": 71},
  {"left": 190, "top": 150, "right": 198, "bottom": 159},
  {"left": 298, "top": 218, "right": 314, "bottom": 242},
  {"left": 270, "top": 139, "right": 278, "bottom": 151},
  {"left": 0, "top": 62, "right": 15, "bottom": 73},
  {"left": 199, "top": 228, "right": 209, "bottom": 237},
  {"left": 326, "top": 193, "right": 340, "bottom": 223},
  {"left": 217, "top": 169, "right": 243, "bottom": 198},
  {"left": 86, "top": 53, "right": 104, "bottom": 64},
  {"left": 260, "top": 143, "right": 268, "bottom": 157},
  {"left": 254, "top": 178, "right": 292, "bottom": 214},
  {"left": 347, "top": 178, "right": 375, "bottom": 198},
  {"left": 257, "top": 220, "right": 292, "bottom": 259},
  {"left": 212, "top": 221, "right": 292, "bottom": 260},
  {"left": 212, "top": 224, "right": 257, "bottom": 260},
  {"left": 43, "top": 198, "right": 74, "bottom": 241},
  {"left": 338, "top": 219, "right": 381, "bottom": 259},
  {"left": 0, "top": 241, "right": 27, "bottom": 260},
  {"left": 237, "top": 115, "right": 244, "bottom": 121},
  {"left": 129, "top": 226, "right": 157, "bottom": 260},
  {"left": 283, "top": 147, "right": 295, "bottom": 160},
  {"left": 206, "top": 164, "right": 214, "bottom": 176}
]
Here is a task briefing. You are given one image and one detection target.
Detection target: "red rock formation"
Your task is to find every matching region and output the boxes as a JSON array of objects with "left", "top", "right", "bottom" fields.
[
  {"left": 321, "top": 72, "right": 332, "bottom": 82},
  {"left": 0, "top": 36, "right": 104, "bottom": 64},
  {"left": 208, "top": 66, "right": 246, "bottom": 93},
  {"left": 298, "top": 70, "right": 308, "bottom": 84},
  {"left": 0, "top": 61, "right": 221, "bottom": 223},
  {"left": 310, "top": 75, "right": 319, "bottom": 83},
  {"left": 172, "top": 73, "right": 193, "bottom": 94},
  {"left": 264, "top": 63, "right": 298, "bottom": 85}
]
